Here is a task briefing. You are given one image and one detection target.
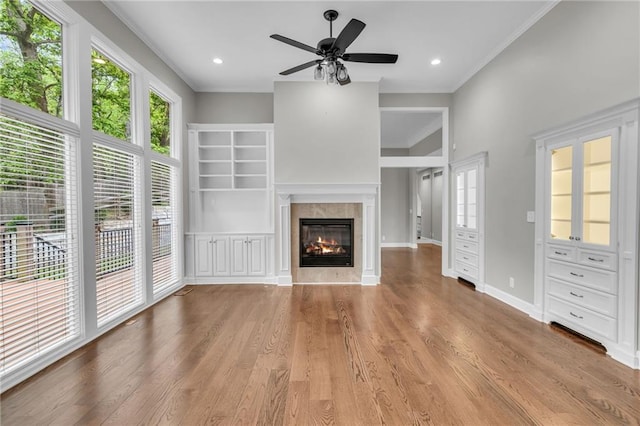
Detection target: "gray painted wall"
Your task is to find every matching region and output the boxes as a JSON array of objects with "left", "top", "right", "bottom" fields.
[
  {"left": 194, "top": 92, "right": 274, "bottom": 123},
  {"left": 381, "top": 148, "right": 410, "bottom": 156},
  {"left": 452, "top": 1, "right": 640, "bottom": 302},
  {"left": 381, "top": 168, "right": 410, "bottom": 244},
  {"left": 274, "top": 82, "right": 380, "bottom": 184},
  {"left": 379, "top": 94, "right": 452, "bottom": 108},
  {"left": 410, "top": 128, "right": 442, "bottom": 156}
]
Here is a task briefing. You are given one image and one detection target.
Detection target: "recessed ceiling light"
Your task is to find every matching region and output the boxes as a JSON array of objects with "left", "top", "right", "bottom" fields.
[
  {"left": 213, "top": 57, "right": 223, "bottom": 65},
  {"left": 431, "top": 58, "right": 441, "bottom": 66}
]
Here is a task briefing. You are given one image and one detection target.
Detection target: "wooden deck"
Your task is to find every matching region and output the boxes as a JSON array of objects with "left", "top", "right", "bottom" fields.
[{"left": 1, "top": 245, "right": 639, "bottom": 424}]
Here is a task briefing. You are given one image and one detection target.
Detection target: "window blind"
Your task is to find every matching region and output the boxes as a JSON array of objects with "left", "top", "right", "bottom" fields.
[
  {"left": 0, "top": 113, "right": 80, "bottom": 376},
  {"left": 150, "top": 161, "right": 179, "bottom": 295},
  {"left": 93, "top": 145, "right": 143, "bottom": 326}
]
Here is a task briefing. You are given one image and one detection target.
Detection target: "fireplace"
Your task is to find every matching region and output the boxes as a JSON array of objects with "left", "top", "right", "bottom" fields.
[{"left": 299, "top": 218, "right": 354, "bottom": 267}]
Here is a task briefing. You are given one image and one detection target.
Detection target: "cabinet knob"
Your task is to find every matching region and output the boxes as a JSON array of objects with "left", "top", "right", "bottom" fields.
[
  {"left": 575, "top": 237, "right": 581, "bottom": 241},
  {"left": 569, "top": 236, "right": 574, "bottom": 240}
]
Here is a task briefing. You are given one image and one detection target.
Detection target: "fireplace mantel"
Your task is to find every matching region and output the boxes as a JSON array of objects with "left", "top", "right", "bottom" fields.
[{"left": 275, "top": 183, "right": 379, "bottom": 285}]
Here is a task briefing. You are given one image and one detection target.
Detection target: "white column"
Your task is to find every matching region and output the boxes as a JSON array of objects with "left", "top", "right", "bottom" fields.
[
  {"left": 277, "top": 193, "right": 292, "bottom": 285},
  {"left": 361, "top": 194, "right": 379, "bottom": 285}
]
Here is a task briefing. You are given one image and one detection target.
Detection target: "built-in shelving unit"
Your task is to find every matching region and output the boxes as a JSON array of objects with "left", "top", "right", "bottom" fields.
[
  {"left": 533, "top": 99, "right": 639, "bottom": 369},
  {"left": 186, "top": 124, "right": 275, "bottom": 283}
]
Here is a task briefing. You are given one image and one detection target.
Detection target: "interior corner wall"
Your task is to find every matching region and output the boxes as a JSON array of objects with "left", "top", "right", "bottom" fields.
[
  {"left": 274, "top": 82, "right": 380, "bottom": 184},
  {"left": 380, "top": 168, "right": 410, "bottom": 244},
  {"left": 194, "top": 93, "right": 274, "bottom": 123},
  {"left": 410, "top": 128, "right": 442, "bottom": 156},
  {"left": 452, "top": 1, "right": 640, "bottom": 303}
]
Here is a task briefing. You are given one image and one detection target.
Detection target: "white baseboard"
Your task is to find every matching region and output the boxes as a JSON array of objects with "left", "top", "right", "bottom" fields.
[
  {"left": 381, "top": 243, "right": 415, "bottom": 248},
  {"left": 482, "top": 283, "right": 535, "bottom": 317},
  {"left": 417, "top": 238, "right": 442, "bottom": 246},
  {"left": 184, "top": 277, "right": 275, "bottom": 285},
  {"left": 277, "top": 275, "right": 293, "bottom": 286},
  {"left": 361, "top": 274, "right": 380, "bottom": 285}
]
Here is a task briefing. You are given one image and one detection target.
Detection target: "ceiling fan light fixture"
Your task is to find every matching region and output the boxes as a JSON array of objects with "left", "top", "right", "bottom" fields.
[
  {"left": 327, "top": 73, "right": 337, "bottom": 85},
  {"left": 337, "top": 64, "right": 348, "bottom": 82},
  {"left": 314, "top": 65, "right": 325, "bottom": 80},
  {"left": 326, "top": 61, "right": 336, "bottom": 75}
]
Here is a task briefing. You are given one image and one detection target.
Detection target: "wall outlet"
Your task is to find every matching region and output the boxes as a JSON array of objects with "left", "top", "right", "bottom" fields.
[
  {"left": 382, "top": 235, "right": 386, "bottom": 241},
  {"left": 526, "top": 211, "right": 535, "bottom": 223},
  {"left": 509, "top": 277, "right": 515, "bottom": 288}
]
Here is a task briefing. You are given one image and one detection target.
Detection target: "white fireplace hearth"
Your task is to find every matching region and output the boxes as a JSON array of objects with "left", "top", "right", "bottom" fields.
[{"left": 275, "top": 183, "right": 379, "bottom": 285}]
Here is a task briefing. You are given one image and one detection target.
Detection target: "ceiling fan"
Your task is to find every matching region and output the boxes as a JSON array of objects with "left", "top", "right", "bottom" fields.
[{"left": 270, "top": 9, "right": 398, "bottom": 86}]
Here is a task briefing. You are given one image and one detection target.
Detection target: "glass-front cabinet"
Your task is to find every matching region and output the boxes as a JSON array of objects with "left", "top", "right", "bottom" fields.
[
  {"left": 455, "top": 166, "right": 478, "bottom": 231},
  {"left": 547, "top": 130, "right": 616, "bottom": 251}
]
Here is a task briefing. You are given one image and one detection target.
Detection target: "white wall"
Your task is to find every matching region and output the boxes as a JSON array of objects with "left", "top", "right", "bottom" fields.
[
  {"left": 274, "top": 82, "right": 380, "bottom": 184},
  {"left": 452, "top": 1, "right": 640, "bottom": 302},
  {"left": 381, "top": 168, "right": 410, "bottom": 244},
  {"left": 417, "top": 168, "right": 443, "bottom": 242}
]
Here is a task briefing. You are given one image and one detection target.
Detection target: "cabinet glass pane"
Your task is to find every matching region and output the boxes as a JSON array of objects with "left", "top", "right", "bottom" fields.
[
  {"left": 550, "top": 146, "right": 572, "bottom": 240},
  {"left": 456, "top": 172, "right": 465, "bottom": 227},
  {"left": 582, "top": 136, "right": 611, "bottom": 246}
]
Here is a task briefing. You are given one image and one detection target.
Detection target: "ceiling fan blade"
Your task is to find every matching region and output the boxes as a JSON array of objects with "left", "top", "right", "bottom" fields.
[
  {"left": 270, "top": 34, "right": 318, "bottom": 54},
  {"left": 338, "top": 75, "right": 351, "bottom": 86},
  {"left": 332, "top": 19, "right": 366, "bottom": 53},
  {"left": 342, "top": 53, "right": 398, "bottom": 64},
  {"left": 279, "top": 60, "right": 319, "bottom": 76}
]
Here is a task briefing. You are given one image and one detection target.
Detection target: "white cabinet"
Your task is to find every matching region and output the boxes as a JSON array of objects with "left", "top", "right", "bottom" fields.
[
  {"left": 230, "top": 235, "right": 266, "bottom": 276},
  {"left": 193, "top": 235, "right": 230, "bottom": 277},
  {"left": 451, "top": 152, "right": 486, "bottom": 286},
  {"left": 186, "top": 233, "right": 268, "bottom": 282},
  {"left": 533, "top": 99, "right": 639, "bottom": 369}
]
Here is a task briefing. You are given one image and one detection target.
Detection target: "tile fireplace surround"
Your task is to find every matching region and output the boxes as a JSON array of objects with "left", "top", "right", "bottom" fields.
[{"left": 276, "top": 184, "right": 379, "bottom": 285}]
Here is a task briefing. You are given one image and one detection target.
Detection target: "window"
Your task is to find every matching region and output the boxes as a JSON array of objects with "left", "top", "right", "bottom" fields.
[
  {"left": 0, "top": 0, "right": 63, "bottom": 117},
  {"left": 91, "top": 49, "right": 131, "bottom": 141},
  {"left": 151, "top": 161, "right": 178, "bottom": 294},
  {"left": 0, "top": 112, "right": 79, "bottom": 376},
  {"left": 93, "top": 145, "right": 143, "bottom": 325},
  {"left": 150, "top": 90, "right": 170, "bottom": 156}
]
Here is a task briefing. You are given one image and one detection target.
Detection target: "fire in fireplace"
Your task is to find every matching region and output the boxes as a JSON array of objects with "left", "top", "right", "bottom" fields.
[{"left": 299, "top": 218, "right": 353, "bottom": 267}]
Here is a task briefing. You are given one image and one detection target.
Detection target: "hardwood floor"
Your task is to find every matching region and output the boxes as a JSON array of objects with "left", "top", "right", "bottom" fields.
[{"left": 2, "top": 244, "right": 640, "bottom": 424}]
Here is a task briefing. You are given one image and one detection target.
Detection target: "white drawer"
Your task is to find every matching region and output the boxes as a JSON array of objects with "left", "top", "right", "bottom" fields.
[
  {"left": 547, "top": 296, "right": 616, "bottom": 342},
  {"left": 577, "top": 249, "right": 617, "bottom": 271},
  {"left": 455, "top": 230, "right": 478, "bottom": 242},
  {"left": 456, "top": 250, "right": 478, "bottom": 267},
  {"left": 547, "top": 244, "right": 575, "bottom": 262},
  {"left": 456, "top": 261, "right": 478, "bottom": 280},
  {"left": 546, "top": 278, "right": 617, "bottom": 318},
  {"left": 457, "top": 239, "right": 478, "bottom": 254},
  {"left": 546, "top": 260, "right": 617, "bottom": 294}
]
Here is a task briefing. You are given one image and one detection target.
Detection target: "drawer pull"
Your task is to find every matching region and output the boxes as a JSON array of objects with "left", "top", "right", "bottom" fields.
[
  {"left": 469, "top": 235, "right": 476, "bottom": 239},
  {"left": 463, "top": 257, "right": 469, "bottom": 260},
  {"left": 554, "top": 251, "right": 566, "bottom": 256},
  {"left": 569, "top": 272, "right": 584, "bottom": 278},
  {"left": 463, "top": 245, "right": 469, "bottom": 248},
  {"left": 569, "top": 311, "right": 584, "bottom": 320},
  {"left": 587, "top": 257, "right": 604, "bottom": 262},
  {"left": 569, "top": 291, "right": 583, "bottom": 298}
]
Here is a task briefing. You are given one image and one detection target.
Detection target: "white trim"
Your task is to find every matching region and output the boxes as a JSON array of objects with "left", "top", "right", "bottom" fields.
[
  {"left": 482, "top": 284, "right": 535, "bottom": 317},
  {"left": 380, "top": 156, "right": 446, "bottom": 168},
  {"left": 185, "top": 277, "right": 276, "bottom": 285},
  {"left": 187, "top": 123, "right": 274, "bottom": 132},
  {"left": 452, "top": 1, "right": 560, "bottom": 92},
  {"left": 381, "top": 243, "right": 416, "bottom": 248},
  {"left": 417, "top": 238, "right": 442, "bottom": 246},
  {"left": 0, "top": 97, "right": 79, "bottom": 137}
]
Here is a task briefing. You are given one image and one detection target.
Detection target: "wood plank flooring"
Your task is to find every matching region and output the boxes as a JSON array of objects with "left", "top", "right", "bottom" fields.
[{"left": 2, "top": 244, "right": 640, "bottom": 424}]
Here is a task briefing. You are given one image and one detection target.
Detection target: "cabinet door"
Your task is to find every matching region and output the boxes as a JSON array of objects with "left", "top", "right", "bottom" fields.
[
  {"left": 465, "top": 168, "right": 478, "bottom": 230},
  {"left": 548, "top": 143, "right": 574, "bottom": 242},
  {"left": 212, "top": 236, "right": 230, "bottom": 276},
  {"left": 247, "top": 236, "right": 266, "bottom": 276},
  {"left": 455, "top": 170, "right": 466, "bottom": 229},
  {"left": 579, "top": 131, "right": 616, "bottom": 249},
  {"left": 194, "top": 235, "right": 213, "bottom": 276},
  {"left": 230, "top": 236, "right": 248, "bottom": 275}
]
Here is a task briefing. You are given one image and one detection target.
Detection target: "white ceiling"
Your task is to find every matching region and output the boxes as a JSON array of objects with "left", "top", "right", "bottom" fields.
[
  {"left": 381, "top": 111, "right": 441, "bottom": 149},
  {"left": 104, "top": 1, "right": 556, "bottom": 93}
]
